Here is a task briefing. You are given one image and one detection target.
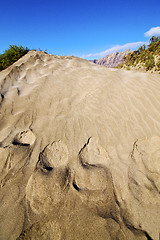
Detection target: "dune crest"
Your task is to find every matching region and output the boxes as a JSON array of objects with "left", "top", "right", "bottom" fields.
[{"left": 0, "top": 51, "right": 160, "bottom": 239}]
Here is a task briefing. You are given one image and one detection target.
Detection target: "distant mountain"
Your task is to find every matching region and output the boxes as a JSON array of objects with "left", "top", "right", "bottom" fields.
[{"left": 91, "top": 49, "right": 131, "bottom": 68}]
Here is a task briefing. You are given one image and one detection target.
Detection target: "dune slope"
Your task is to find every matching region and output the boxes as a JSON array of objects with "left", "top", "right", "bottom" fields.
[{"left": 0, "top": 51, "right": 160, "bottom": 240}]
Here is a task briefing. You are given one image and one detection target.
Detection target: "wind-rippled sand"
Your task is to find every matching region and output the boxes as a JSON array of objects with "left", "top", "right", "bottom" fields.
[{"left": 0, "top": 51, "right": 160, "bottom": 240}]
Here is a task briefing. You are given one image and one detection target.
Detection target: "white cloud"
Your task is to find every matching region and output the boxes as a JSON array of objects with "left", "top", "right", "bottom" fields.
[
  {"left": 144, "top": 27, "right": 160, "bottom": 37},
  {"left": 82, "top": 41, "right": 146, "bottom": 59}
]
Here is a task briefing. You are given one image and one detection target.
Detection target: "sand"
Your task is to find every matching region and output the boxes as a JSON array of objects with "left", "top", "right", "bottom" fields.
[{"left": 0, "top": 51, "right": 160, "bottom": 239}]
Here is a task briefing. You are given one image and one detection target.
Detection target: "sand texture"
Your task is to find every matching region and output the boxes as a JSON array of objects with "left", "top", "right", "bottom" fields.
[{"left": 0, "top": 51, "right": 160, "bottom": 240}]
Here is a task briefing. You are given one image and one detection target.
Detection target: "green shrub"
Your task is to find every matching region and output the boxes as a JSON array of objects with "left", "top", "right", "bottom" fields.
[
  {"left": 157, "top": 60, "right": 160, "bottom": 71},
  {"left": 0, "top": 45, "right": 29, "bottom": 71},
  {"left": 119, "top": 36, "right": 160, "bottom": 72},
  {"left": 145, "top": 55, "right": 155, "bottom": 71}
]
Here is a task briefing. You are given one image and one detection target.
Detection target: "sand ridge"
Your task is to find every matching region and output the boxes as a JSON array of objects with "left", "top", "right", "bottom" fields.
[{"left": 0, "top": 51, "right": 160, "bottom": 239}]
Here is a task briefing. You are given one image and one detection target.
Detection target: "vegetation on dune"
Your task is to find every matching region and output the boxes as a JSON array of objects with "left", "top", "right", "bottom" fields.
[
  {"left": 0, "top": 45, "right": 30, "bottom": 71},
  {"left": 117, "top": 36, "right": 160, "bottom": 72}
]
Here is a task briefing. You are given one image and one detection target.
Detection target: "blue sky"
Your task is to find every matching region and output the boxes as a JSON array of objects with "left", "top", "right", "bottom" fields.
[{"left": 1, "top": 0, "right": 160, "bottom": 59}]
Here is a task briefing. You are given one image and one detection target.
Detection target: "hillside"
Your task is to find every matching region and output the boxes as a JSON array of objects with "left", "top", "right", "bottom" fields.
[
  {"left": 91, "top": 49, "right": 130, "bottom": 68},
  {"left": 117, "top": 36, "right": 160, "bottom": 72},
  {"left": 0, "top": 51, "right": 160, "bottom": 240}
]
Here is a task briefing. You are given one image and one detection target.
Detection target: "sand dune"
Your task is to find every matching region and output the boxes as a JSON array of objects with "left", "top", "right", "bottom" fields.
[{"left": 0, "top": 51, "right": 160, "bottom": 239}]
